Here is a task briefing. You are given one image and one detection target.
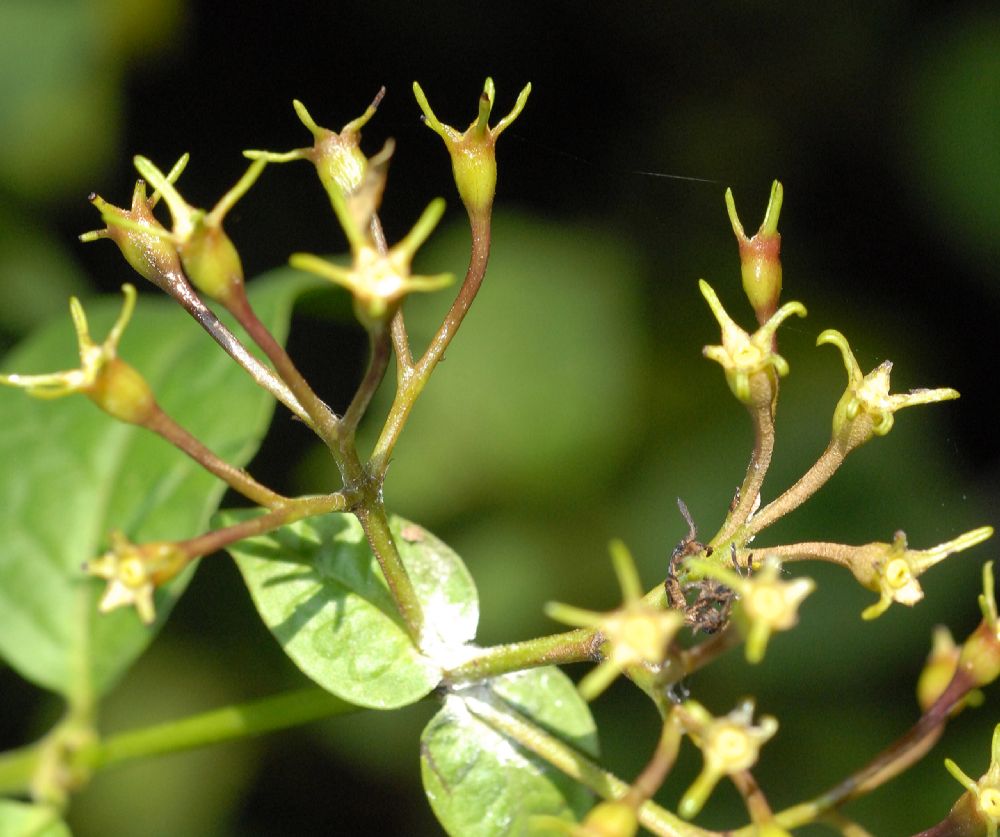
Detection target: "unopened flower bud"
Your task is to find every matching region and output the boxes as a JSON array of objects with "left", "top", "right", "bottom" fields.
[
  {"left": 576, "top": 801, "right": 638, "bottom": 837},
  {"left": 726, "top": 181, "right": 783, "bottom": 325},
  {"left": 246, "top": 89, "right": 384, "bottom": 199},
  {"left": 413, "top": 78, "right": 531, "bottom": 219},
  {"left": 918, "top": 626, "right": 961, "bottom": 712},
  {"left": 81, "top": 154, "right": 189, "bottom": 292},
  {"left": 959, "top": 562, "right": 1000, "bottom": 688},
  {"left": 0, "top": 285, "right": 156, "bottom": 425},
  {"left": 943, "top": 723, "right": 1000, "bottom": 837},
  {"left": 132, "top": 156, "right": 267, "bottom": 306}
]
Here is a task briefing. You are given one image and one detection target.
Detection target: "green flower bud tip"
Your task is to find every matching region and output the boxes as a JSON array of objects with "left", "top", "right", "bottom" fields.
[
  {"left": 726, "top": 180, "right": 783, "bottom": 324},
  {"left": 959, "top": 562, "right": 1000, "bottom": 688},
  {"left": 289, "top": 197, "right": 453, "bottom": 330},
  {"left": 849, "top": 526, "right": 994, "bottom": 620},
  {"left": 0, "top": 284, "right": 156, "bottom": 425},
  {"left": 132, "top": 155, "right": 267, "bottom": 304},
  {"left": 944, "top": 723, "right": 1000, "bottom": 837},
  {"left": 677, "top": 698, "right": 778, "bottom": 819},
  {"left": 81, "top": 154, "right": 189, "bottom": 288},
  {"left": 546, "top": 540, "right": 684, "bottom": 701},
  {"left": 84, "top": 531, "right": 189, "bottom": 624},
  {"left": 917, "top": 625, "right": 980, "bottom": 713},
  {"left": 818, "top": 329, "right": 959, "bottom": 451},
  {"left": 699, "top": 279, "right": 806, "bottom": 405},
  {"left": 412, "top": 77, "right": 531, "bottom": 216},
  {"left": 686, "top": 556, "right": 814, "bottom": 664},
  {"left": 245, "top": 88, "right": 386, "bottom": 200}
]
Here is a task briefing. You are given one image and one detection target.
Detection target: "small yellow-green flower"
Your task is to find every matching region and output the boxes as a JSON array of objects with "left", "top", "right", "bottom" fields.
[
  {"left": 677, "top": 698, "right": 778, "bottom": 819},
  {"left": 131, "top": 154, "right": 267, "bottom": 304},
  {"left": 84, "top": 531, "right": 189, "bottom": 624},
  {"left": 290, "top": 198, "right": 453, "bottom": 330},
  {"left": 844, "top": 527, "right": 994, "bottom": 620},
  {"left": 817, "top": 329, "right": 959, "bottom": 453},
  {"left": 545, "top": 540, "right": 684, "bottom": 701},
  {"left": 944, "top": 723, "right": 1000, "bottom": 837},
  {"left": 699, "top": 279, "right": 806, "bottom": 406},
  {"left": 413, "top": 77, "right": 531, "bottom": 217},
  {"left": 686, "top": 555, "right": 814, "bottom": 664},
  {"left": 0, "top": 285, "right": 155, "bottom": 425}
]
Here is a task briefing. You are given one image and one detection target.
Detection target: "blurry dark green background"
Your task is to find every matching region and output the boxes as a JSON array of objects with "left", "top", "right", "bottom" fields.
[{"left": 2, "top": 1, "right": 998, "bottom": 834}]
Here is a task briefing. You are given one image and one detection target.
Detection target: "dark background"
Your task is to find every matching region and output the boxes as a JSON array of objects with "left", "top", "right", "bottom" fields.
[{"left": 1, "top": 1, "right": 999, "bottom": 834}]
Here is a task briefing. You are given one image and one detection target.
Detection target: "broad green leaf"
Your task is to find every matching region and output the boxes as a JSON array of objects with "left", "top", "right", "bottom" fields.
[
  {"left": 225, "top": 512, "right": 478, "bottom": 709},
  {"left": 0, "top": 800, "right": 71, "bottom": 837},
  {"left": 0, "top": 269, "right": 316, "bottom": 699},
  {"left": 421, "top": 667, "right": 598, "bottom": 836}
]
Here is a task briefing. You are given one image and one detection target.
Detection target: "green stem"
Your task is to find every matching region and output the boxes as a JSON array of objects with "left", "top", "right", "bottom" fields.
[
  {"left": 144, "top": 404, "right": 289, "bottom": 508},
  {"left": 712, "top": 400, "right": 775, "bottom": 547},
  {"left": 90, "top": 688, "right": 355, "bottom": 771},
  {"left": 0, "top": 688, "right": 357, "bottom": 797},
  {"left": 342, "top": 328, "right": 391, "bottom": 432},
  {"left": 745, "top": 440, "right": 846, "bottom": 537},
  {"left": 370, "top": 214, "right": 492, "bottom": 476},
  {"left": 464, "top": 692, "right": 717, "bottom": 837},
  {"left": 181, "top": 491, "right": 354, "bottom": 558},
  {"left": 152, "top": 270, "right": 315, "bottom": 427},
  {"left": 354, "top": 502, "right": 425, "bottom": 644},
  {"left": 226, "top": 289, "right": 341, "bottom": 449},
  {"left": 443, "top": 628, "right": 600, "bottom": 684}
]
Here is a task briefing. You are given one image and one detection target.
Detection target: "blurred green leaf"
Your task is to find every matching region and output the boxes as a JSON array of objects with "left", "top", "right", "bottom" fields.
[
  {"left": 0, "top": 800, "right": 71, "bottom": 837},
  {"left": 0, "top": 269, "right": 311, "bottom": 700},
  {"left": 225, "top": 513, "right": 478, "bottom": 709},
  {"left": 421, "top": 667, "right": 597, "bottom": 836},
  {"left": 902, "top": 12, "right": 1000, "bottom": 275},
  {"left": 0, "top": 202, "right": 90, "bottom": 339}
]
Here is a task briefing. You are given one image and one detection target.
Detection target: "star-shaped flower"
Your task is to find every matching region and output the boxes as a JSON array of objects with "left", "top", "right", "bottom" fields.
[
  {"left": 290, "top": 197, "right": 453, "bottom": 330},
  {"left": 686, "top": 555, "right": 814, "bottom": 663},
  {"left": 843, "top": 527, "right": 994, "bottom": 620},
  {"left": 545, "top": 540, "right": 684, "bottom": 701},
  {"left": 699, "top": 279, "right": 806, "bottom": 407},
  {"left": 84, "top": 531, "right": 189, "bottom": 624},
  {"left": 677, "top": 698, "right": 778, "bottom": 819},
  {"left": 817, "top": 329, "right": 959, "bottom": 453}
]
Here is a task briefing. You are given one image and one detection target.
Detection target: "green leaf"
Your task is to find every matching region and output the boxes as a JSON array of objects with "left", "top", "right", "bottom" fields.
[
  {"left": 225, "top": 512, "right": 478, "bottom": 709},
  {"left": 0, "top": 268, "right": 316, "bottom": 700},
  {"left": 421, "top": 667, "right": 598, "bottom": 836},
  {"left": 0, "top": 800, "right": 71, "bottom": 837}
]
